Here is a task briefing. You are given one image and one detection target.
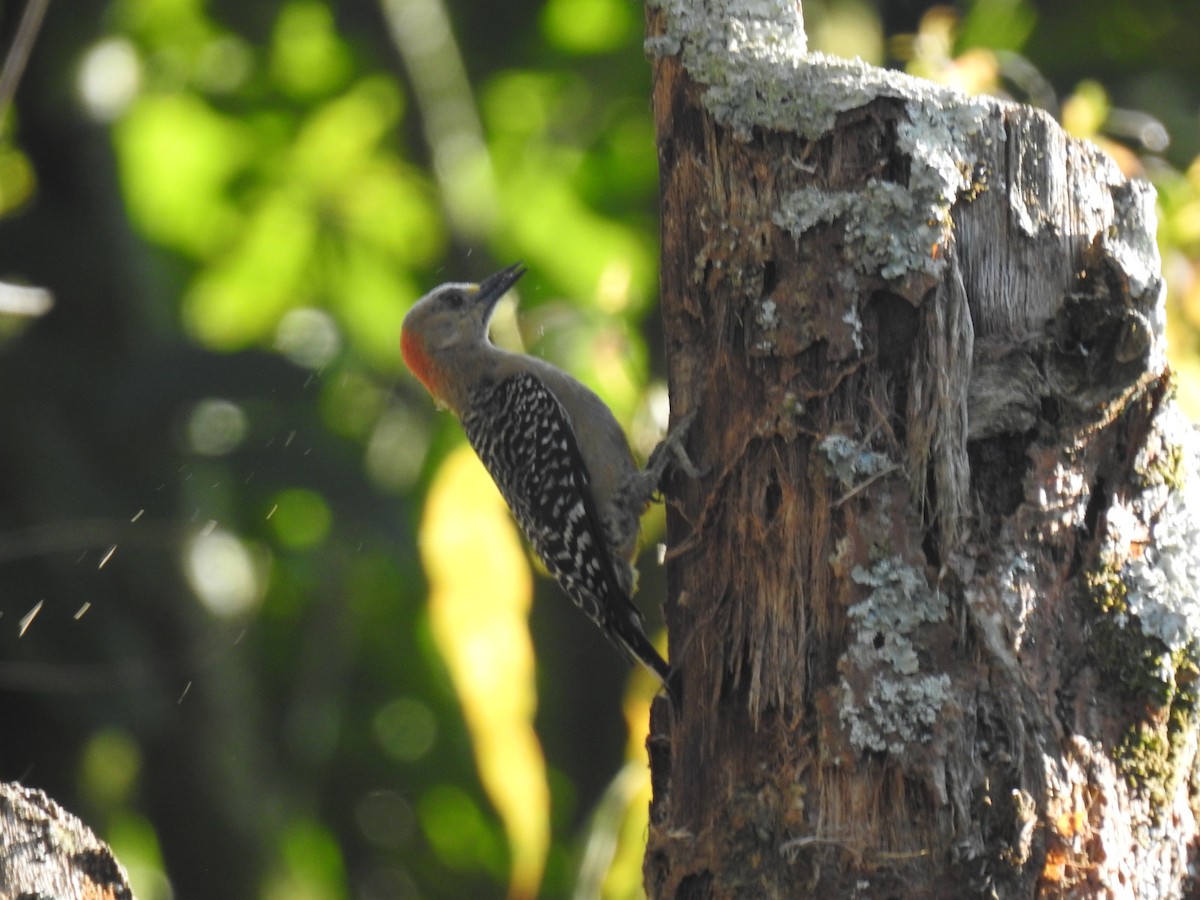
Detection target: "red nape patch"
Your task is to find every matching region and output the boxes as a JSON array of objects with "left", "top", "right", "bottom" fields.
[{"left": 401, "top": 327, "right": 439, "bottom": 399}]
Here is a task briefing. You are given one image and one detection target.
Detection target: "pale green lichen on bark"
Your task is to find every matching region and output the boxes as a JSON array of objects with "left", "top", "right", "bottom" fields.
[
  {"left": 1107, "top": 409, "right": 1200, "bottom": 653},
  {"left": 839, "top": 557, "right": 951, "bottom": 754},
  {"left": 818, "top": 439, "right": 952, "bottom": 755},
  {"left": 819, "top": 433, "right": 892, "bottom": 490},
  {"left": 1082, "top": 404, "right": 1200, "bottom": 807},
  {"left": 646, "top": 0, "right": 996, "bottom": 284}
]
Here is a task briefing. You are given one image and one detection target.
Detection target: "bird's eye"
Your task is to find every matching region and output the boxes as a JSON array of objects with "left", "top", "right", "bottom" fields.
[{"left": 443, "top": 290, "right": 466, "bottom": 310}]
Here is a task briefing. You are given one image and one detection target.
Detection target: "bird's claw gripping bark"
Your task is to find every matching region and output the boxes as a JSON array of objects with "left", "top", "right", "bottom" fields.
[{"left": 648, "top": 408, "right": 706, "bottom": 490}]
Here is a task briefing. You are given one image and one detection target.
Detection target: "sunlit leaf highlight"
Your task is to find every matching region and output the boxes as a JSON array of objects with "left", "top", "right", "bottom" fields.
[{"left": 421, "top": 445, "right": 549, "bottom": 897}]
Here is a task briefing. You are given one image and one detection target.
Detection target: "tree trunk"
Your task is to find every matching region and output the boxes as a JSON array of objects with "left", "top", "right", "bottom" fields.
[
  {"left": 646, "top": 2, "right": 1198, "bottom": 897},
  {"left": 0, "top": 781, "right": 134, "bottom": 899}
]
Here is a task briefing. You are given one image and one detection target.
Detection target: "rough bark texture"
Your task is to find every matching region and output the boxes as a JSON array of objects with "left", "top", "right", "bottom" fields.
[
  {"left": 0, "top": 781, "right": 134, "bottom": 899},
  {"left": 646, "top": 2, "right": 1199, "bottom": 897}
]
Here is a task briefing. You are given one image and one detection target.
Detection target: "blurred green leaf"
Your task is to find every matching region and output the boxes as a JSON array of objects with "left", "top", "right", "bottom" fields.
[
  {"left": 374, "top": 696, "right": 438, "bottom": 762},
  {"left": 499, "top": 168, "right": 655, "bottom": 313},
  {"left": 79, "top": 729, "right": 141, "bottom": 810},
  {"left": 333, "top": 242, "right": 416, "bottom": 370},
  {"left": 288, "top": 77, "right": 404, "bottom": 193},
  {"left": 541, "top": 0, "right": 637, "bottom": 54},
  {"left": 0, "top": 145, "right": 35, "bottom": 215},
  {"left": 418, "top": 783, "right": 508, "bottom": 879},
  {"left": 115, "top": 93, "right": 251, "bottom": 257},
  {"left": 264, "top": 820, "right": 348, "bottom": 900},
  {"left": 958, "top": 0, "right": 1037, "bottom": 53},
  {"left": 271, "top": 0, "right": 353, "bottom": 99},
  {"left": 107, "top": 812, "right": 171, "bottom": 900},
  {"left": 269, "top": 488, "right": 333, "bottom": 549},
  {"left": 116, "top": 0, "right": 216, "bottom": 57},
  {"left": 182, "top": 187, "right": 317, "bottom": 346},
  {"left": 1062, "top": 80, "right": 1110, "bottom": 139}
]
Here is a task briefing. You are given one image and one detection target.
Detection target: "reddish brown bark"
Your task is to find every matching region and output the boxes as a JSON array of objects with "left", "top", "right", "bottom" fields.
[{"left": 646, "top": 4, "right": 1197, "bottom": 897}]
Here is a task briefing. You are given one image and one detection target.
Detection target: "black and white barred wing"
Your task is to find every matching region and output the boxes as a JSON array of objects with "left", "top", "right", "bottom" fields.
[
  {"left": 462, "top": 372, "right": 673, "bottom": 684},
  {"left": 462, "top": 372, "right": 628, "bottom": 628}
]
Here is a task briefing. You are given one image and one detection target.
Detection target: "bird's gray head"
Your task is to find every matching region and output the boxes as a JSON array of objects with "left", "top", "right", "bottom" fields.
[{"left": 401, "top": 263, "right": 526, "bottom": 409}]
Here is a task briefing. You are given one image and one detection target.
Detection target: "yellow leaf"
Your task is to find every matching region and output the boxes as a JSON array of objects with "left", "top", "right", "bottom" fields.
[{"left": 421, "top": 446, "right": 548, "bottom": 898}]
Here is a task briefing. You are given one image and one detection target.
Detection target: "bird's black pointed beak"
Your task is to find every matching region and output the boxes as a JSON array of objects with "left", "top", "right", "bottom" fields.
[{"left": 475, "top": 262, "right": 527, "bottom": 313}]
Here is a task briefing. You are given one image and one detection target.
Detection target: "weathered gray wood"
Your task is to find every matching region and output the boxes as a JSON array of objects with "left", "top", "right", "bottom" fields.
[
  {"left": 0, "top": 782, "right": 134, "bottom": 899},
  {"left": 647, "top": 0, "right": 1196, "bottom": 896}
]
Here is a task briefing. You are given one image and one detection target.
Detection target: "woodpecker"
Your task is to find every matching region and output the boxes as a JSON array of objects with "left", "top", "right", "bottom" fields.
[{"left": 401, "top": 263, "right": 694, "bottom": 697}]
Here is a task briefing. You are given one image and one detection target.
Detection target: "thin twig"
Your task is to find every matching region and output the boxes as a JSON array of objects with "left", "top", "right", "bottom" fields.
[
  {"left": 0, "top": 0, "right": 51, "bottom": 133},
  {"left": 831, "top": 463, "right": 901, "bottom": 508}
]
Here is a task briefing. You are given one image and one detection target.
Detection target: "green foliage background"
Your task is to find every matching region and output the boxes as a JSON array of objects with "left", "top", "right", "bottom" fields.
[{"left": 1, "top": 0, "right": 1198, "bottom": 897}]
